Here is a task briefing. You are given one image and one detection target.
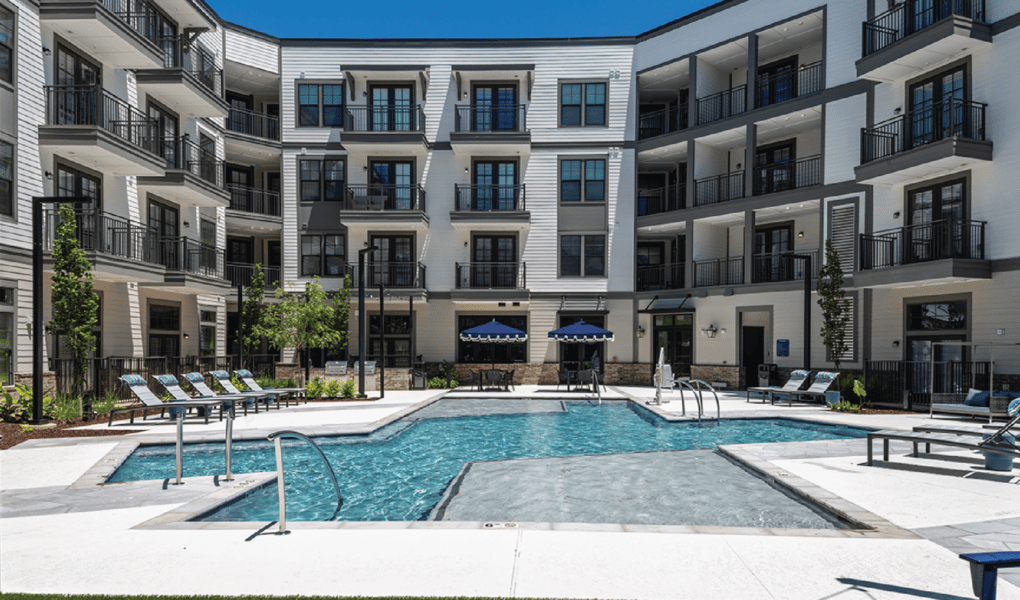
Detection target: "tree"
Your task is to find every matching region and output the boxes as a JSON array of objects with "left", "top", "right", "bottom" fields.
[
  {"left": 329, "top": 274, "right": 353, "bottom": 361},
  {"left": 817, "top": 239, "right": 850, "bottom": 370},
  {"left": 239, "top": 264, "right": 278, "bottom": 370},
  {"left": 49, "top": 203, "right": 99, "bottom": 403},
  {"left": 265, "top": 277, "right": 344, "bottom": 382}
]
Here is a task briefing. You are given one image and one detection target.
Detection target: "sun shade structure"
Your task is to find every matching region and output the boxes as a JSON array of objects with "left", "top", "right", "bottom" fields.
[
  {"left": 459, "top": 319, "right": 528, "bottom": 343},
  {"left": 548, "top": 320, "right": 615, "bottom": 343}
]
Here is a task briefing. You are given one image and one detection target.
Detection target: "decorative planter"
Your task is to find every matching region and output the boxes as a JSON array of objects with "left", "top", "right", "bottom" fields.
[{"left": 825, "top": 390, "right": 841, "bottom": 408}]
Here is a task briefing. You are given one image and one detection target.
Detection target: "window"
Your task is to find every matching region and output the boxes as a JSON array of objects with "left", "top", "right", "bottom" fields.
[
  {"left": 148, "top": 303, "right": 180, "bottom": 358},
  {"left": 560, "top": 159, "right": 605, "bottom": 202},
  {"left": 561, "top": 234, "right": 606, "bottom": 277},
  {"left": 907, "top": 301, "right": 967, "bottom": 331},
  {"left": 0, "top": 6, "right": 12, "bottom": 84},
  {"left": 458, "top": 315, "right": 527, "bottom": 364},
  {"left": 0, "top": 140, "right": 11, "bottom": 217},
  {"left": 560, "top": 82, "right": 606, "bottom": 127},
  {"left": 200, "top": 220, "right": 215, "bottom": 247},
  {"left": 149, "top": 304, "right": 180, "bottom": 331},
  {"left": 323, "top": 84, "right": 343, "bottom": 127},
  {"left": 298, "top": 84, "right": 319, "bottom": 126},
  {"left": 298, "top": 83, "right": 345, "bottom": 127},
  {"left": 827, "top": 296, "right": 856, "bottom": 363},
  {"left": 299, "top": 159, "right": 345, "bottom": 201},
  {"left": 199, "top": 309, "right": 216, "bottom": 355},
  {"left": 0, "top": 311, "right": 10, "bottom": 385},
  {"left": 368, "top": 314, "right": 413, "bottom": 367},
  {"left": 301, "top": 234, "right": 345, "bottom": 277}
]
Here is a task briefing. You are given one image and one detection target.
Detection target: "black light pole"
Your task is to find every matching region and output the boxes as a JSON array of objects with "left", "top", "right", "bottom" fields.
[
  {"left": 378, "top": 284, "right": 385, "bottom": 399},
  {"left": 357, "top": 245, "right": 378, "bottom": 397},
  {"left": 32, "top": 195, "right": 92, "bottom": 424},
  {"left": 788, "top": 254, "right": 813, "bottom": 370},
  {"left": 236, "top": 284, "right": 244, "bottom": 371}
]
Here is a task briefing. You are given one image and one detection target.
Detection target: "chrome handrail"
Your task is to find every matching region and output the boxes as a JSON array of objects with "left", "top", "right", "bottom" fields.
[{"left": 266, "top": 430, "right": 344, "bottom": 534}]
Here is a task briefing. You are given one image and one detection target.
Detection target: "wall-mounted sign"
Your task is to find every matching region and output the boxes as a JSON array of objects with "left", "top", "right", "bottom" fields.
[{"left": 777, "top": 339, "right": 790, "bottom": 357}]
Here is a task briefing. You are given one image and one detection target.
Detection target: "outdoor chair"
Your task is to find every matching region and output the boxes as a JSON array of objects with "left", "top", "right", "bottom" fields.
[
  {"left": 234, "top": 369, "right": 306, "bottom": 404},
  {"left": 576, "top": 369, "right": 594, "bottom": 392},
  {"left": 746, "top": 369, "right": 810, "bottom": 403},
  {"left": 468, "top": 370, "right": 482, "bottom": 391},
  {"left": 909, "top": 404, "right": 1020, "bottom": 452},
  {"left": 557, "top": 369, "right": 570, "bottom": 391},
  {"left": 769, "top": 371, "right": 839, "bottom": 406},
  {"left": 108, "top": 375, "right": 227, "bottom": 427},
  {"left": 154, "top": 374, "right": 250, "bottom": 418},
  {"left": 181, "top": 372, "right": 270, "bottom": 413},
  {"left": 503, "top": 370, "right": 516, "bottom": 391},
  {"left": 485, "top": 369, "right": 504, "bottom": 391},
  {"left": 209, "top": 370, "right": 284, "bottom": 409}
]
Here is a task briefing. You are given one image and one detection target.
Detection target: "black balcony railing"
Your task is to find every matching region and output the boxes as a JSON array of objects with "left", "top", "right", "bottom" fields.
[
  {"left": 158, "top": 236, "right": 224, "bottom": 279},
  {"left": 352, "top": 261, "right": 426, "bottom": 289},
  {"left": 863, "top": 0, "right": 985, "bottom": 57},
  {"left": 697, "top": 85, "right": 746, "bottom": 125},
  {"left": 860, "top": 98, "right": 987, "bottom": 164},
  {"left": 342, "top": 184, "right": 426, "bottom": 211},
  {"left": 638, "top": 104, "right": 689, "bottom": 140},
  {"left": 157, "top": 34, "right": 223, "bottom": 96},
  {"left": 43, "top": 205, "right": 160, "bottom": 265},
  {"left": 228, "top": 185, "right": 280, "bottom": 217},
  {"left": 456, "top": 262, "right": 526, "bottom": 289},
  {"left": 637, "top": 263, "right": 685, "bottom": 291},
  {"left": 694, "top": 257, "right": 744, "bottom": 287},
  {"left": 454, "top": 104, "right": 527, "bottom": 132},
  {"left": 751, "top": 250, "right": 818, "bottom": 283},
  {"left": 752, "top": 155, "right": 822, "bottom": 196},
  {"left": 859, "top": 218, "right": 985, "bottom": 270},
  {"left": 227, "top": 107, "right": 279, "bottom": 140},
  {"left": 225, "top": 262, "right": 281, "bottom": 288},
  {"left": 755, "top": 61, "right": 824, "bottom": 108},
  {"left": 157, "top": 136, "right": 225, "bottom": 189},
  {"left": 637, "top": 184, "right": 686, "bottom": 216},
  {"left": 694, "top": 171, "right": 744, "bottom": 206},
  {"left": 44, "top": 84, "right": 160, "bottom": 155},
  {"left": 454, "top": 184, "right": 526, "bottom": 212},
  {"left": 864, "top": 360, "right": 990, "bottom": 410},
  {"left": 97, "top": 0, "right": 159, "bottom": 42},
  {"left": 343, "top": 104, "right": 425, "bottom": 132}
]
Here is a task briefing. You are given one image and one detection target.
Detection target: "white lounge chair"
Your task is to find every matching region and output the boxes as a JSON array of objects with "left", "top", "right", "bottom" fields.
[
  {"left": 746, "top": 369, "right": 810, "bottom": 403},
  {"left": 109, "top": 374, "right": 227, "bottom": 427},
  {"left": 770, "top": 371, "right": 839, "bottom": 406}
]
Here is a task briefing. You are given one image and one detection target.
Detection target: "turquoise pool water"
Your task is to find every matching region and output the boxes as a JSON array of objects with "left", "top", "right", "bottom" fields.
[{"left": 108, "top": 400, "right": 869, "bottom": 523}]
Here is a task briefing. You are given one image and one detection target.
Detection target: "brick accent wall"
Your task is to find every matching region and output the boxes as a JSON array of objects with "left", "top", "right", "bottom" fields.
[
  {"left": 690, "top": 364, "right": 742, "bottom": 391},
  {"left": 437, "top": 362, "right": 653, "bottom": 387}
]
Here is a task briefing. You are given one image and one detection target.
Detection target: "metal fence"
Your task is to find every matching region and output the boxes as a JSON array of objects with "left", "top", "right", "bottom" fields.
[
  {"left": 638, "top": 104, "right": 689, "bottom": 140},
  {"left": 454, "top": 104, "right": 527, "bottom": 132},
  {"left": 697, "top": 85, "right": 746, "bottom": 125},
  {"left": 637, "top": 184, "right": 686, "bottom": 216},
  {"left": 157, "top": 34, "right": 223, "bottom": 96},
  {"left": 454, "top": 184, "right": 525, "bottom": 212},
  {"left": 342, "top": 184, "right": 426, "bottom": 212},
  {"left": 694, "top": 171, "right": 744, "bottom": 206},
  {"left": 752, "top": 155, "right": 821, "bottom": 196},
  {"left": 227, "top": 107, "right": 280, "bottom": 140},
  {"left": 43, "top": 205, "right": 160, "bottom": 266},
  {"left": 343, "top": 104, "right": 426, "bottom": 132},
  {"left": 859, "top": 218, "right": 985, "bottom": 270},
  {"left": 694, "top": 257, "right": 744, "bottom": 287},
  {"left": 455, "top": 262, "right": 526, "bottom": 289},
  {"left": 45, "top": 84, "right": 160, "bottom": 155},
  {"left": 228, "top": 185, "right": 281, "bottom": 216},
  {"left": 864, "top": 360, "right": 990, "bottom": 409},
  {"left": 863, "top": 0, "right": 985, "bottom": 56},
  {"left": 636, "top": 263, "right": 685, "bottom": 291},
  {"left": 860, "top": 98, "right": 987, "bottom": 163}
]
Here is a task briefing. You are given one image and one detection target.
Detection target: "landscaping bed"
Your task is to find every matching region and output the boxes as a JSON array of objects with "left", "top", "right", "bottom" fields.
[{"left": 0, "top": 411, "right": 151, "bottom": 450}]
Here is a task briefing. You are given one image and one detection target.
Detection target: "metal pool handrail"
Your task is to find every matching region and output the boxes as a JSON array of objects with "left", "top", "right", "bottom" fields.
[
  {"left": 266, "top": 430, "right": 344, "bottom": 534},
  {"left": 689, "top": 380, "right": 721, "bottom": 421},
  {"left": 673, "top": 380, "right": 721, "bottom": 423}
]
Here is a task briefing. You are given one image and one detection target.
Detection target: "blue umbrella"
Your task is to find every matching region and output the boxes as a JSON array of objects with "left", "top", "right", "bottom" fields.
[
  {"left": 460, "top": 320, "right": 527, "bottom": 367},
  {"left": 547, "top": 320, "right": 615, "bottom": 343}
]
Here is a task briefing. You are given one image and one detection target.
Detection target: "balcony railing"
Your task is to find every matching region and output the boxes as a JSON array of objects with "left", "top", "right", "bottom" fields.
[
  {"left": 352, "top": 261, "right": 427, "bottom": 289},
  {"left": 342, "top": 184, "right": 426, "bottom": 212},
  {"left": 43, "top": 205, "right": 160, "bottom": 265},
  {"left": 158, "top": 236, "right": 224, "bottom": 279},
  {"left": 859, "top": 218, "right": 985, "bottom": 270},
  {"left": 225, "top": 262, "right": 281, "bottom": 288},
  {"left": 637, "top": 183, "right": 686, "bottom": 216},
  {"left": 697, "top": 85, "right": 747, "bottom": 125},
  {"left": 157, "top": 34, "right": 223, "bottom": 96},
  {"left": 751, "top": 250, "right": 818, "bottom": 283},
  {"left": 44, "top": 84, "right": 160, "bottom": 155},
  {"left": 637, "top": 263, "right": 685, "bottom": 291},
  {"left": 755, "top": 61, "right": 824, "bottom": 108},
  {"left": 860, "top": 98, "right": 987, "bottom": 164},
  {"left": 638, "top": 104, "right": 689, "bottom": 140},
  {"left": 98, "top": 0, "right": 156, "bottom": 42},
  {"left": 227, "top": 107, "right": 279, "bottom": 141},
  {"left": 157, "top": 136, "right": 225, "bottom": 189},
  {"left": 752, "top": 155, "right": 821, "bottom": 196},
  {"left": 228, "top": 185, "right": 280, "bottom": 217},
  {"left": 694, "top": 257, "right": 744, "bottom": 287},
  {"left": 694, "top": 171, "right": 744, "bottom": 206},
  {"left": 863, "top": 0, "right": 985, "bottom": 56},
  {"left": 454, "top": 104, "right": 527, "bottom": 132},
  {"left": 343, "top": 104, "right": 425, "bottom": 132},
  {"left": 454, "top": 184, "right": 526, "bottom": 212},
  {"left": 455, "top": 262, "right": 526, "bottom": 289}
]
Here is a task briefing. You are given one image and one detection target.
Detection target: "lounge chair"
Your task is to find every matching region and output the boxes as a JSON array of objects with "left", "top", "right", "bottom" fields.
[
  {"left": 108, "top": 374, "right": 227, "bottom": 427},
  {"left": 746, "top": 369, "right": 810, "bottom": 403},
  {"left": 234, "top": 369, "right": 307, "bottom": 404},
  {"left": 867, "top": 398, "right": 1020, "bottom": 467},
  {"left": 181, "top": 372, "right": 270, "bottom": 413},
  {"left": 909, "top": 404, "right": 1020, "bottom": 452},
  {"left": 155, "top": 374, "right": 252, "bottom": 417},
  {"left": 208, "top": 370, "right": 283, "bottom": 409},
  {"left": 930, "top": 389, "right": 1018, "bottom": 423},
  {"left": 769, "top": 371, "right": 839, "bottom": 406}
]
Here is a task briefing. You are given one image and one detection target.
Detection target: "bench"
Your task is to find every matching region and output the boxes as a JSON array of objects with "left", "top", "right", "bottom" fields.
[
  {"left": 960, "top": 551, "right": 1020, "bottom": 599},
  {"left": 930, "top": 393, "right": 1013, "bottom": 424}
]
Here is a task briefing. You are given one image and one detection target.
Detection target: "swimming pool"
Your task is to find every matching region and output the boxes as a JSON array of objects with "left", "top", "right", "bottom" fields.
[{"left": 108, "top": 399, "right": 869, "bottom": 525}]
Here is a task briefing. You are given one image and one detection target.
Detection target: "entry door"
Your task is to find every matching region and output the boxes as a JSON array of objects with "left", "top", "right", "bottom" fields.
[
  {"left": 654, "top": 314, "right": 693, "bottom": 379},
  {"left": 55, "top": 47, "right": 100, "bottom": 125},
  {"left": 754, "top": 223, "right": 793, "bottom": 282},
  {"left": 907, "top": 179, "right": 966, "bottom": 261},
  {"left": 56, "top": 165, "right": 101, "bottom": 250},
  {"left": 472, "top": 235, "right": 516, "bottom": 288},
  {"left": 473, "top": 84, "right": 517, "bottom": 131},
  {"left": 370, "top": 84, "right": 413, "bottom": 131},
  {"left": 909, "top": 65, "right": 965, "bottom": 146},
  {"left": 226, "top": 92, "right": 253, "bottom": 132},
  {"left": 371, "top": 235, "right": 414, "bottom": 287},
  {"left": 755, "top": 141, "right": 795, "bottom": 195},
  {"left": 636, "top": 242, "right": 664, "bottom": 290},
  {"left": 742, "top": 326, "right": 766, "bottom": 389},
  {"left": 370, "top": 161, "right": 414, "bottom": 209},
  {"left": 473, "top": 161, "right": 517, "bottom": 210},
  {"left": 149, "top": 200, "right": 179, "bottom": 268},
  {"left": 757, "top": 57, "right": 797, "bottom": 107},
  {"left": 907, "top": 335, "right": 966, "bottom": 395},
  {"left": 637, "top": 173, "right": 666, "bottom": 216},
  {"left": 148, "top": 104, "right": 178, "bottom": 165}
]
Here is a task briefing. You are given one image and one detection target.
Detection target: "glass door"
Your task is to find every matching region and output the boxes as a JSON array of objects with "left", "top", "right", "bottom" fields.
[
  {"left": 754, "top": 223, "right": 793, "bottom": 282},
  {"left": 370, "top": 84, "right": 413, "bottom": 131},
  {"left": 755, "top": 140, "right": 795, "bottom": 195},
  {"left": 472, "top": 235, "right": 516, "bottom": 288},
  {"left": 148, "top": 103, "right": 178, "bottom": 165},
  {"left": 149, "top": 199, "right": 179, "bottom": 269},
  {"left": 370, "top": 235, "right": 414, "bottom": 287},
  {"left": 654, "top": 314, "right": 693, "bottom": 379},
  {"left": 55, "top": 46, "right": 100, "bottom": 126},
  {"left": 473, "top": 84, "right": 517, "bottom": 131},
  {"left": 908, "top": 179, "right": 966, "bottom": 262},
  {"left": 370, "top": 160, "right": 414, "bottom": 210},
  {"left": 757, "top": 57, "right": 797, "bottom": 107},
  {"left": 473, "top": 161, "right": 517, "bottom": 210},
  {"left": 909, "top": 65, "right": 965, "bottom": 147}
]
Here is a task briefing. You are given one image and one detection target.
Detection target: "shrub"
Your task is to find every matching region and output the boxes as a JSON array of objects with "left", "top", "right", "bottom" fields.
[
  {"left": 93, "top": 392, "right": 120, "bottom": 416},
  {"left": 306, "top": 376, "right": 326, "bottom": 398},
  {"left": 1, "top": 388, "right": 27, "bottom": 422},
  {"left": 340, "top": 380, "right": 357, "bottom": 398},
  {"left": 52, "top": 393, "right": 82, "bottom": 422},
  {"left": 324, "top": 379, "right": 341, "bottom": 398},
  {"left": 13, "top": 384, "right": 55, "bottom": 420},
  {"left": 427, "top": 376, "right": 459, "bottom": 389}
]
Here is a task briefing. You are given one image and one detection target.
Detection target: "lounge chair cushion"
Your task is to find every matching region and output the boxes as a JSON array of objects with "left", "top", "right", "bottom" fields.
[
  {"left": 182, "top": 372, "right": 205, "bottom": 383},
  {"left": 235, "top": 369, "right": 254, "bottom": 378},
  {"left": 121, "top": 374, "right": 146, "bottom": 386},
  {"left": 1010, "top": 398, "right": 1020, "bottom": 417},
  {"left": 965, "top": 389, "right": 990, "bottom": 407}
]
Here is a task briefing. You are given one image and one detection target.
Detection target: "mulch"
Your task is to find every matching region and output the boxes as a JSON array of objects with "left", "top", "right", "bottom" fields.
[{"left": 0, "top": 409, "right": 153, "bottom": 451}]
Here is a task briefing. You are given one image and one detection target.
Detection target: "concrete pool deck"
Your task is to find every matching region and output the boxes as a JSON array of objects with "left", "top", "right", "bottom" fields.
[{"left": 1, "top": 386, "right": 1019, "bottom": 599}]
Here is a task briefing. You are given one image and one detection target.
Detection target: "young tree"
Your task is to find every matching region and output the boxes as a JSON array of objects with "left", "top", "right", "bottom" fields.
[
  {"left": 239, "top": 264, "right": 277, "bottom": 370},
  {"left": 817, "top": 239, "right": 850, "bottom": 370},
  {"left": 49, "top": 203, "right": 99, "bottom": 403},
  {"left": 265, "top": 277, "right": 343, "bottom": 382},
  {"left": 330, "top": 274, "right": 353, "bottom": 361}
]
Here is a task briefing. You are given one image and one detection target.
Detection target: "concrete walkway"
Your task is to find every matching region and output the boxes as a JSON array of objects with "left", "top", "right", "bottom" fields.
[{"left": 2, "top": 386, "right": 1019, "bottom": 599}]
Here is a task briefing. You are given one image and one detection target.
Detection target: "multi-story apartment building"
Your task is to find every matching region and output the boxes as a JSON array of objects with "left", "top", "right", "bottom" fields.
[{"left": 2, "top": 0, "right": 1018, "bottom": 406}]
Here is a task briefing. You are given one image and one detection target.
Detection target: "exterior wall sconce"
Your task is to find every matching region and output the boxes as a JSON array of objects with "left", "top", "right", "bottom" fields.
[
  {"left": 892, "top": 340, "right": 900, "bottom": 348},
  {"left": 701, "top": 324, "right": 719, "bottom": 338},
  {"left": 636, "top": 325, "right": 645, "bottom": 338},
  {"left": 183, "top": 220, "right": 190, "bottom": 228},
  {"left": 893, "top": 211, "right": 901, "bottom": 219},
  {"left": 183, "top": 333, "right": 190, "bottom": 340},
  {"left": 797, "top": 231, "right": 804, "bottom": 237},
  {"left": 44, "top": 171, "right": 53, "bottom": 181},
  {"left": 735, "top": 163, "right": 742, "bottom": 170},
  {"left": 43, "top": 47, "right": 52, "bottom": 56}
]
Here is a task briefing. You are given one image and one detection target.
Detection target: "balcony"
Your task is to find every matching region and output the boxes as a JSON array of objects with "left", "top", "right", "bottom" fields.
[
  {"left": 134, "top": 35, "right": 228, "bottom": 118},
  {"left": 149, "top": 236, "right": 230, "bottom": 294},
  {"left": 451, "top": 104, "right": 530, "bottom": 155},
  {"left": 637, "top": 184, "right": 686, "bottom": 217},
  {"left": 40, "top": 84, "right": 165, "bottom": 176},
  {"left": 39, "top": 0, "right": 165, "bottom": 69},
  {"left": 857, "top": 99, "right": 991, "bottom": 185},
  {"left": 455, "top": 263, "right": 526, "bottom": 289},
  {"left": 693, "top": 171, "right": 744, "bottom": 207},
  {"left": 451, "top": 184, "right": 529, "bottom": 229},
  {"left": 137, "top": 136, "right": 229, "bottom": 208},
  {"left": 226, "top": 186, "right": 281, "bottom": 232},
  {"left": 336, "top": 184, "right": 428, "bottom": 228},
  {"left": 639, "top": 105, "right": 689, "bottom": 141},
  {"left": 637, "top": 263, "right": 685, "bottom": 292},
  {"left": 857, "top": 218, "right": 990, "bottom": 286},
  {"left": 340, "top": 105, "right": 428, "bottom": 149},
  {"left": 694, "top": 257, "right": 743, "bottom": 287},
  {"left": 858, "top": 0, "right": 991, "bottom": 81},
  {"left": 42, "top": 205, "right": 165, "bottom": 282},
  {"left": 225, "top": 262, "right": 282, "bottom": 289},
  {"left": 351, "top": 261, "right": 427, "bottom": 290},
  {"left": 751, "top": 251, "right": 818, "bottom": 284},
  {"left": 226, "top": 107, "right": 280, "bottom": 141},
  {"left": 754, "top": 61, "right": 824, "bottom": 109},
  {"left": 697, "top": 86, "right": 746, "bottom": 126},
  {"left": 752, "top": 155, "right": 821, "bottom": 196}
]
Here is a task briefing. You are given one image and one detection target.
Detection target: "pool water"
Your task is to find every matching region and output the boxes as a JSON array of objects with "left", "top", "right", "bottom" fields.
[{"left": 108, "top": 400, "right": 869, "bottom": 523}]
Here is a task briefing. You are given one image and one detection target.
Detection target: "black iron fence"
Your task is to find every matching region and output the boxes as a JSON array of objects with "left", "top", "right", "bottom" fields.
[
  {"left": 752, "top": 155, "right": 821, "bottom": 196},
  {"left": 455, "top": 262, "right": 526, "bottom": 289},
  {"left": 98, "top": 0, "right": 157, "bottom": 42},
  {"left": 157, "top": 136, "right": 225, "bottom": 188},
  {"left": 860, "top": 98, "right": 987, "bottom": 163},
  {"left": 638, "top": 104, "right": 689, "bottom": 140},
  {"left": 637, "top": 184, "right": 686, "bottom": 216},
  {"left": 863, "top": 0, "right": 985, "bottom": 56},
  {"left": 341, "top": 184, "right": 426, "bottom": 211},
  {"left": 637, "top": 263, "right": 685, "bottom": 291},
  {"left": 694, "top": 171, "right": 744, "bottom": 206},
  {"left": 864, "top": 360, "right": 990, "bottom": 409},
  {"left": 454, "top": 104, "right": 527, "bottom": 132},
  {"left": 159, "top": 236, "right": 224, "bottom": 279},
  {"left": 755, "top": 61, "right": 824, "bottom": 108},
  {"left": 157, "top": 34, "right": 222, "bottom": 96},
  {"left": 45, "top": 84, "right": 160, "bottom": 155},
  {"left": 43, "top": 205, "right": 160, "bottom": 266},
  {"left": 751, "top": 250, "right": 818, "bottom": 283},
  {"left": 694, "top": 256, "right": 744, "bottom": 287},
  {"left": 228, "top": 185, "right": 280, "bottom": 216},
  {"left": 343, "top": 104, "right": 425, "bottom": 132},
  {"left": 697, "top": 85, "right": 746, "bottom": 125},
  {"left": 226, "top": 262, "right": 281, "bottom": 288},
  {"left": 227, "top": 107, "right": 279, "bottom": 140},
  {"left": 454, "top": 184, "right": 526, "bottom": 212},
  {"left": 859, "top": 218, "right": 985, "bottom": 270},
  {"left": 351, "top": 261, "right": 427, "bottom": 289}
]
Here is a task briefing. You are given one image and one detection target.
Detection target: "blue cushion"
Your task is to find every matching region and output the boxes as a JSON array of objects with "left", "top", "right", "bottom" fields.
[
  {"left": 965, "top": 389, "right": 990, "bottom": 407},
  {"left": 235, "top": 369, "right": 253, "bottom": 378}
]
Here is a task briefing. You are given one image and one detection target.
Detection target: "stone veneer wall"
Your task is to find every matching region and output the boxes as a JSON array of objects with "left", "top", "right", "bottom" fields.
[
  {"left": 8, "top": 371, "right": 57, "bottom": 397},
  {"left": 690, "top": 364, "right": 742, "bottom": 391},
  {"left": 445, "top": 363, "right": 652, "bottom": 387}
]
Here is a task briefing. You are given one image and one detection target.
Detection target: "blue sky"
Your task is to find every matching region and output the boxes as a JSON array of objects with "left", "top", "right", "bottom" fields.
[{"left": 216, "top": 0, "right": 723, "bottom": 39}]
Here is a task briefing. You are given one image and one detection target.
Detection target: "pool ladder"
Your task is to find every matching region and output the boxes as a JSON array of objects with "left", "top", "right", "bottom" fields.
[
  {"left": 267, "top": 430, "right": 344, "bottom": 534},
  {"left": 672, "top": 380, "right": 721, "bottom": 424}
]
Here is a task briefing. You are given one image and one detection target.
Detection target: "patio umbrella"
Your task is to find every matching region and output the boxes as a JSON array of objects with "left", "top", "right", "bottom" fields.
[
  {"left": 459, "top": 319, "right": 528, "bottom": 367},
  {"left": 547, "top": 320, "right": 615, "bottom": 343}
]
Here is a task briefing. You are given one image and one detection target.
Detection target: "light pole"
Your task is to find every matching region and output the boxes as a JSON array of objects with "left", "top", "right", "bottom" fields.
[
  {"left": 787, "top": 253, "right": 813, "bottom": 370},
  {"left": 358, "top": 245, "right": 379, "bottom": 397}
]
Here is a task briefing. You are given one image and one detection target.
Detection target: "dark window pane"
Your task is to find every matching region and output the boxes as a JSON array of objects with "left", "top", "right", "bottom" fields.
[
  {"left": 149, "top": 304, "right": 180, "bottom": 331},
  {"left": 299, "top": 106, "right": 319, "bottom": 126},
  {"left": 300, "top": 160, "right": 320, "bottom": 201},
  {"left": 561, "top": 236, "right": 581, "bottom": 276},
  {"left": 302, "top": 256, "right": 321, "bottom": 276},
  {"left": 586, "top": 83, "right": 606, "bottom": 106},
  {"left": 323, "top": 106, "right": 343, "bottom": 127},
  {"left": 561, "top": 181, "right": 581, "bottom": 201},
  {"left": 324, "top": 160, "right": 344, "bottom": 201},
  {"left": 585, "top": 236, "right": 605, "bottom": 276},
  {"left": 907, "top": 301, "right": 966, "bottom": 330},
  {"left": 561, "top": 84, "right": 582, "bottom": 105},
  {"left": 561, "top": 106, "right": 581, "bottom": 126},
  {"left": 585, "top": 180, "right": 605, "bottom": 201},
  {"left": 585, "top": 105, "right": 606, "bottom": 125}
]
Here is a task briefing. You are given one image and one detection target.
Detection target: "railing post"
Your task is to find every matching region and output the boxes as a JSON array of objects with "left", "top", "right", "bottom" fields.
[{"left": 273, "top": 436, "right": 288, "bottom": 534}]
